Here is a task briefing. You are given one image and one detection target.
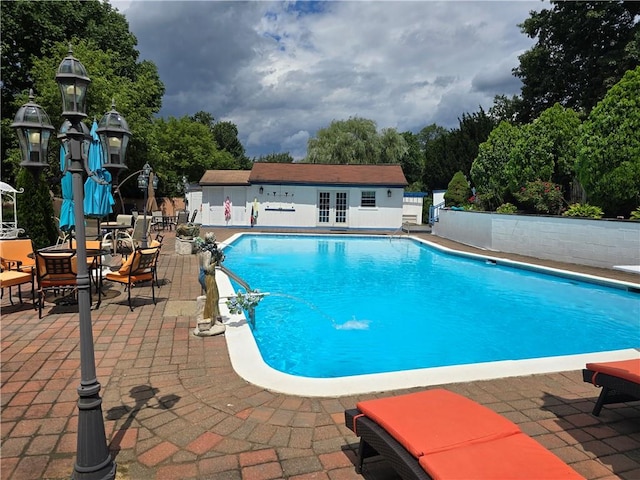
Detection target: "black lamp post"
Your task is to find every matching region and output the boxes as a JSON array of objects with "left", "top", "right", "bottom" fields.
[
  {"left": 137, "top": 162, "right": 158, "bottom": 248},
  {"left": 11, "top": 47, "right": 130, "bottom": 480}
]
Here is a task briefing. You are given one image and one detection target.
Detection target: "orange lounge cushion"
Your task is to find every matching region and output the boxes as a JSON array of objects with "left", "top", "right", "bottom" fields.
[
  {"left": 118, "top": 245, "right": 159, "bottom": 275},
  {"left": 356, "top": 389, "right": 521, "bottom": 458},
  {"left": 106, "top": 271, "right": 153, "bottom": 284},
  {"left": 118, "top": 253, "right": 136, "bottom": 275},
  {"left": 419, "top": 432, "right": 584, "bottom": 480},
  {"left": 0, "top": 270, "right": 33, "bottom": 288},
  {"left": 0, "top": 239, "right": 35, "bottom": 272},
  {"left": 586, "top": 359, "right": 640, "bottom": 385}
]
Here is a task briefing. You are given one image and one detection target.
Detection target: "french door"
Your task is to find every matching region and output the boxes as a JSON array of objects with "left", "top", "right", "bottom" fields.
[{"left": 318, "top": 191, "right": 348, "bottom": 226}]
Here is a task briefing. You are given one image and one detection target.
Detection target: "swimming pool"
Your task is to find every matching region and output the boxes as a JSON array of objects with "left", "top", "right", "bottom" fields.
[{"left": 217, "top": 234, "right": 640, "bottom": 395}]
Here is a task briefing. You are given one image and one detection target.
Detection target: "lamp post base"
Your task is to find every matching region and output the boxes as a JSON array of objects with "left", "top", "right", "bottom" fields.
[{"left": 72, "top": 383, "right": 116, "bottom": 480}]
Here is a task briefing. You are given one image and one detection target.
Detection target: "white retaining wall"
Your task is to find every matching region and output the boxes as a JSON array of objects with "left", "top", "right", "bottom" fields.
[{"left": 432, "top": 209, "right": 640, "bottom": 269}]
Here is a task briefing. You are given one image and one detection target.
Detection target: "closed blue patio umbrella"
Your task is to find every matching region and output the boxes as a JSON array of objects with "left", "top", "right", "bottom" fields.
[
  {"left": 59, "top": 138, "right": 75, "bottom": 236},
  {"left": 83, "top": 120, "right": 115, "bottom": 222}
]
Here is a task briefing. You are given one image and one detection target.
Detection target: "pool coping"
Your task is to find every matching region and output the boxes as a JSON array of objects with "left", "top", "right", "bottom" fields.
[{"left": 216, "top": 233, "right": 640, "bottom": 397}]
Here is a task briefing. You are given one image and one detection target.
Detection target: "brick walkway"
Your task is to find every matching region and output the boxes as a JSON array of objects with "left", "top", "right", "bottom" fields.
[{"left": 1, "top": 229, "right": 639, "bottom": 479}]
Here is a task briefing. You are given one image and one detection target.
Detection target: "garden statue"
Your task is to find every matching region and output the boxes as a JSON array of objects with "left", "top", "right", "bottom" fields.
[{"left": 193, "top": 232, "right": 225, "bottom": 336}]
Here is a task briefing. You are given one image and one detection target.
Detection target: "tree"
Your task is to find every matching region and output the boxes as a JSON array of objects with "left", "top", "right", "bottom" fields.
[
  {"left": 419, "top": 124, "right": 450, "bottom": 192},
  {"left": 191, "top": 111, "right": 251, "bottom": 169},
  {"left": 420, "top": 109, "right": 496, "bottom": 192},
  {"left": 489, "top": 95, "right": 522, "bottom": 125},
  {"left": 470, "top": 121, "right": 523, "bottom": 210},
  {"left": 254, "top": 152, "right": 294, "bottom": 163},
  {"left": 1, "top": 0, "right": 141, "bottom": 183},
  {"left": 15, "top": 170, "right": 58, "bottom": 249},
  {"left": 507, "top": 103, "right": 582, "bottom": 194},
  {"left": 399, "top": 132, "right": 423, "bottom": 188},
  {"left": 443, "top": 171, "right": 471, "bottom": 207},
  {"left": 306, "top": 117, "right": 407, "bottom": 164},
  {"left": 212, "top": 121, "right": 248, "bottom": 165},
  {"left": 575, "top": 67, "right": 640, "bottom": 217},
  {"left": 514, "top": 1, "right": 639, "bottom": 122},
  {"left": 153, "top": 116, "right": 236, "bottom": 196}
]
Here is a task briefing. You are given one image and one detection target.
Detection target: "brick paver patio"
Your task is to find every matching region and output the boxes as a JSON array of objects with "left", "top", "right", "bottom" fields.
[{"left": 1, "top": 228, "right": 639, "bottom": 479}]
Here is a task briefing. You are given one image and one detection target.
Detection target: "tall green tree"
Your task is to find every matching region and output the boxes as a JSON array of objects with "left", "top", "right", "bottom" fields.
[
  {"left": 153, "top": 116, "right": 236, "bottom": 196},
  {"left": 576, "top": 67, "right": 640, "bottom": 217},
  {"left": 420, "top": 109, "right": 496, "bottom": 192},
  {"left": 514, "top": 1, "right": 639, "bottom": 122},
  {"left": 419, "top": 124, "right": 450, "bottom": 192},
  {"left": 191, "top": 111, "right": 250, "bottom": 169},
  {"left": 489, "top": 95, "right": 522, "bottom": 125},
  {"left": 306, "top": 117, "right": 406, "bottom": 165},
  {"left": 212, "top": 121, "right": 249, "bottom": 166},
  {"left": 399, "top": 132, "right": 423, "bottom": 188},
  {"left": 507, "top": 103, "right": 582, "bottom": 194},
  {"left": 470, "top": 121, "right": 523, "bottom": 210},
  {"left": 1, "top": 0, "right": 142, "bottom": 183},
  {"left": 2, "top": 0, "right": 164, "bottom": 242}
]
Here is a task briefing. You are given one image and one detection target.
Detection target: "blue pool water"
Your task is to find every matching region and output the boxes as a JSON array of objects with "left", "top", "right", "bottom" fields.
[{"left": 222, "top": 235, "right": 640, "bottom": 378}]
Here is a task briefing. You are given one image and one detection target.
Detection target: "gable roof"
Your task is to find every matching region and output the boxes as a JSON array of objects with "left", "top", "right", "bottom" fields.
[
  {"left": 200, "top": 170, "right": 251, "bottom": 186},
  {"left": 248, "top": 163, "right": 408, "bottom": 187}
]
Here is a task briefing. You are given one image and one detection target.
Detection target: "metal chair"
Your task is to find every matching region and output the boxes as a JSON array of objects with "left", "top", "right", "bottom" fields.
[
  {"left": 105, "top": 247, "right": 160, "bottom": 310},
  {"left": 115, "top": 217, "right": 152, "bottom": 256},
  {"left": 176, "top": 210, "right": 188, "bottom": 225},
  {"left": 151, "top": 210, "right": 163, "bottom": 231},
  {"left": 0, "top": 257, "right": 36, "bottom": 308},
  {"left": 34, "top": 249, "right": 79, "bottom": 318}
]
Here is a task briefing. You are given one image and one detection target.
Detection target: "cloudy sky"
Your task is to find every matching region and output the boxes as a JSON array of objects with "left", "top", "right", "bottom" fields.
[{"left": 113, "top": 1, "right": 544, "bottom": 159}]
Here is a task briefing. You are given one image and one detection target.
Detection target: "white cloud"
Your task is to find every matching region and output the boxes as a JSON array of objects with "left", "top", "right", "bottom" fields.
[{"left": 120, "top": 1, "right": 543, "bottom": 160}]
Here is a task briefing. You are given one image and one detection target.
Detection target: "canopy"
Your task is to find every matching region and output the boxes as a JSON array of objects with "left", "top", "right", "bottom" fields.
[
  {"left": 146, "top": 171, "right": 159, "bottom": 213},
  {"left": 59, "top": 145, "right": 75, "bottom": 233},
  {"left": 84, "top": 120, "right": 115, "bottom": 219}
]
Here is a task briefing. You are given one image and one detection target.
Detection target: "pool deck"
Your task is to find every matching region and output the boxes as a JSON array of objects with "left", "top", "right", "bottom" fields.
[{"left": 1, "top": 228, "right": 639, "bottom": 480}]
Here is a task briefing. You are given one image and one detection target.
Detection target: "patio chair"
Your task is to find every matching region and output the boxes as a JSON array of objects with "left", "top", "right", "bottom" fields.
[
  {"left": 151, "top": 210, "right": 163, "bottom": 231},
  {"left": 0, "top": 238, "right": 36, "bottom": 274},
  {"left": 176, "top": 210, "right": 188, "bottom": 225},
  {"left": 54, "top": 216, "right": 70, "bottom": 246},
  {"left": 34, "top": 249, "right": 79, "bottom": 319},
  {"left": 0, "top": 259, "right": 35, "bottom": 308},
  {"left": 189, "top": 209, "right": 198, "bottom": 224},
  {"left": 115, "top": 216, "right": 152, "bottom": 256},
  {"left": 582, "top": 358, "right": 640, "bottom": 416},
  {"left": 344, "top": 389, "right": 584, "bottom": 480},
  {"left": 105, "top": 246, "right": 159, "bottom": 311}
]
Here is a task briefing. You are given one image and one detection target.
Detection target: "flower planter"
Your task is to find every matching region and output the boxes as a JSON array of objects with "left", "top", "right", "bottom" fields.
[{"left": 175, "top": 237, "right": 196, "bottom": 255}]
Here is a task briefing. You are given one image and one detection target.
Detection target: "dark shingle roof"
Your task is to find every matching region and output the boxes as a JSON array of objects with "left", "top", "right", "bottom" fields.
[{"left": 248, "top": 163, "right": 408, "bottom": 187}]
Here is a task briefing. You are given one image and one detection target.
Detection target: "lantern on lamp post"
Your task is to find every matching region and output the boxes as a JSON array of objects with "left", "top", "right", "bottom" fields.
[
  {"left": 11, "top": 46, "right": 130, "bottom": 480},
  {"left": 11, "top": 90, "right": 55, "bottom": 171}
]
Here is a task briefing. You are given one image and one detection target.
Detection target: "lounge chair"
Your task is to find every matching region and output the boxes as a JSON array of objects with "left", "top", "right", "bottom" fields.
[
  {"left": 344, "top": 389, "right": 584, "bottom": 479},
  {"left": 582, "top": 358, "right": 640, "bottom": 416}
]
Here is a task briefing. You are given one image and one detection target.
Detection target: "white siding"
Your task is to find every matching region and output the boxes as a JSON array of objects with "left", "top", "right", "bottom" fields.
[{"left": 200, "top": 185, "right": 404, "bottom": 230}]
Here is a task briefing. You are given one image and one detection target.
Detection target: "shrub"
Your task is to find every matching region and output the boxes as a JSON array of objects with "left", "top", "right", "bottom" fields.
[
  {"left": 513, "top": 180, "right": 564, "bottom": 215},
  {"left": 496, "top": 203, "right": 518, "bottom": 214},
  {"left": 630, "top": 207, "right": 640, "bottom": 220},
  {"left": 444, "top": 171, "right": 472, "bottom": 207},
  {"left": 562, "top": 203, "right": 604, "bottom": 219}
]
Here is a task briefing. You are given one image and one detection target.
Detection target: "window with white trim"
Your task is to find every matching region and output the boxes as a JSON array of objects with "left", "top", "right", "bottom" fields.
[{"left": 361, "top": 191, "right": 376, "bottom": 207}]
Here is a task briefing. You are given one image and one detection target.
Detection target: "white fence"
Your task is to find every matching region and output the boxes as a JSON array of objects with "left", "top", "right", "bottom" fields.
[{"left": 432, "top": 209, "right": 640, "bottom": 269}]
